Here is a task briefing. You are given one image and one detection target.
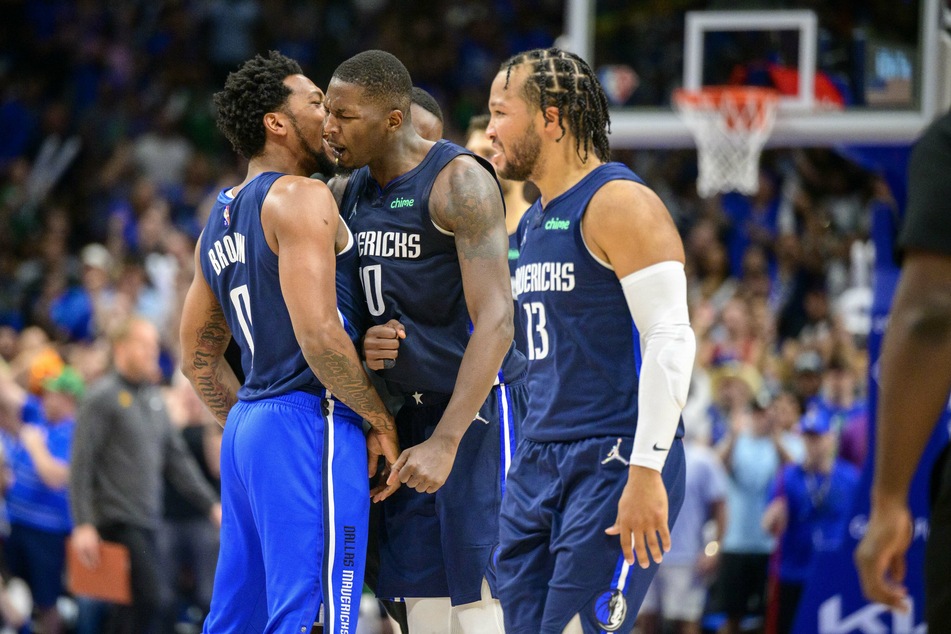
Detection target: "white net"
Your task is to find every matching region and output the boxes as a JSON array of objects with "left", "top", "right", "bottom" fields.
[{"left": 674, "top": 87, "right": 779, "bottom": 198}]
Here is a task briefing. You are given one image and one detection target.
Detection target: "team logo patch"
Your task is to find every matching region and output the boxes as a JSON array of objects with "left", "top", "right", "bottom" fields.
[
  {"left": 223, "top": 205, "right": 231, "bottom": 227},
  {"left": 594, "top": 589, "right": 627, "bottom": 632}
]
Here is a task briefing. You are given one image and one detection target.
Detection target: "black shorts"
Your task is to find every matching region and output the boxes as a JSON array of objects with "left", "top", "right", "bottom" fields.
[
  {"left": 927, "top": 444, "right": 951, "bottom": 627},
  {"left": 710, "top": 552, "right": 769, "bottom": 618}
]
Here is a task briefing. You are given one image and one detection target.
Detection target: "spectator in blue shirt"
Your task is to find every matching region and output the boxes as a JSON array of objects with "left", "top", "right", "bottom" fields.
[
  {"left": 0, "top": 365, "right": 82, "bottom": 634},
  {"left": 762, "top": 403, "right": 861, "bottom": 634}
]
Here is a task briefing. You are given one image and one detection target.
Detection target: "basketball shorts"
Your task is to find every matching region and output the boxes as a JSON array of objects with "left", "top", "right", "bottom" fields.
[
  {"left": 376, "top": 380, "right": 527, "bottom": 606},
  {"left": 497, "top": 435, "right": 686, "bottom": 634},
  {"left": 203, "top": 391, "right": 369, "bottom": 634}
]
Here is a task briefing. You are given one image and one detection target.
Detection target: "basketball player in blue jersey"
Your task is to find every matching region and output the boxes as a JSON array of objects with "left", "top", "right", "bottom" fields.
[
  {"left": 178, "top": 51, "right": 400, "bottom": 634},
  {"left": 323, "top": 50, "right": 528, "bottom": 632},
  {"left": 485, "top": 48, "right": 696, "bottom": 633}
]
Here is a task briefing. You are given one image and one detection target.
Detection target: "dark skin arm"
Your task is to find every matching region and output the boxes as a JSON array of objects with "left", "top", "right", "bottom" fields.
[
  {"left": 180, "top": 241, "right": 242, "bottom": 427},
  {"left": 855, "top": 250, "right": 951, "bottom": 610},
  {"left": 385, "top": 155, "right": 513, "bottom": 494},
  {"left": 265, "top": 177, "right": 400, "bottom": 499}
]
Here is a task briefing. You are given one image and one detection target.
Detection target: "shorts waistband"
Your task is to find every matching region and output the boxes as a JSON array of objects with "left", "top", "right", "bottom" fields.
[{"left": 241, "top": 390, "right": 328, "bottom": 411}]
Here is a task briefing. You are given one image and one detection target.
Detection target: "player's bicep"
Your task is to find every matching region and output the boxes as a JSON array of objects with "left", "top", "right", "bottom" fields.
[
  {"left": 270, "top": 184, "right": 341, "bottom": 337},
  {"left": 584, "top": 181, "right": 685, "bottom": 279}
]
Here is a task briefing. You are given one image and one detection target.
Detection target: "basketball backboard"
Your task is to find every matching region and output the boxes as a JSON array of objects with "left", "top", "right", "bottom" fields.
[{"left": 561, "top": 0, "right": 948, "bottom": 148}]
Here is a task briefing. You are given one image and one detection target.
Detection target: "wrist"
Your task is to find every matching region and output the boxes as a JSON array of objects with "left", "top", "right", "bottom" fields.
[{"left": 870, "top": 486, "right": 910, "bottom": 511}]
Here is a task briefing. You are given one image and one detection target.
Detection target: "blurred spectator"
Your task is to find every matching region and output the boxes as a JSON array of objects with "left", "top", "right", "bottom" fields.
[
  {"left": 821, "top": 354, "right": 869, "bottom": 469},
  {"left": 157, "top": 375, "right": 221, "bottom": 634},
  {"left": 69, "top": 317, "right": 220, "bottom": 634},
  {"left": 762, "top": 404, "right": 861, "bottom": 634},
  {"left": 791, "top": 349, "right": 824, "bottom": 411},
  {"left": 711, "top": 390, "right": 791, "bottom": 634},
  {"left": 0, "top": 364, "right": 82, "bottom": 634},
  {"left": 639, "top": 428, "right": 728, "bottom": 634}
]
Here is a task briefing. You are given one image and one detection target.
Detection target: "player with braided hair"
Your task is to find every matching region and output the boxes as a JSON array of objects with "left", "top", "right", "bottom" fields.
[{"left": 487, "top": 48, "right": 695, "bottom": 633}]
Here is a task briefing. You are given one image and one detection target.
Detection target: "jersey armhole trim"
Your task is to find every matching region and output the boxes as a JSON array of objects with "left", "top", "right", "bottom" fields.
[
  {"left": 431, "top": 218, "right": 454, "bottom": 237},
  {"left": 579, "top": 210, "right": 614, "bottom": 271}
]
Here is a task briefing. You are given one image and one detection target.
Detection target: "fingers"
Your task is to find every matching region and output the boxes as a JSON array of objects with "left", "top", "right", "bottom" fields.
[
  {"left": 855, "top": 543, "right": 909, "bottom": 611},
  {"left": 383, "top": 319, "right": 407, "bottom": 338},
  {"left": 604, "top": 522, "right": 635, "bottom": 566},
  {"left": 632, "top": 530, "right": 650, "bottom": 569}
]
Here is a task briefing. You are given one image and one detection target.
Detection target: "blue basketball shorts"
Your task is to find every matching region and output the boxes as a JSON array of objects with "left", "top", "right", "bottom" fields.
[
  {"left": 497, "top": 436, "right": 686, "bottom": 634},
  {"left": 376, "top": 380, "right": 527, "bottom": 606},
  {"left": 203, "top": 391, "right": 369, "bottom": 634}
]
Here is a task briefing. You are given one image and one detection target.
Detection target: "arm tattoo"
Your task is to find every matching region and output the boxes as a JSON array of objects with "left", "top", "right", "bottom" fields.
[
  {"left": 433, "top": 162, "right": 506, "bottom": 261},
  {"left": 188, "top": 304, "right": 238, "bottom": 426},
  {"left": 306, "top": 347, "right": 394, "bottom": 432}
]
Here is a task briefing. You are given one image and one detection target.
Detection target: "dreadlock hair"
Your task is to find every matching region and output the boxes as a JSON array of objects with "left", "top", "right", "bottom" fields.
[
  {"left": 332, "top": 50, "right": 412, "bottom": 114},
  {"left": 411, "top": 86, "right": 443, "bottom": 124},
  {"left": 501, "top": 48, "right": 611, "bottom": 163},
  {"left": 213, "top": 51, "right": 303, "bottom": 159}
]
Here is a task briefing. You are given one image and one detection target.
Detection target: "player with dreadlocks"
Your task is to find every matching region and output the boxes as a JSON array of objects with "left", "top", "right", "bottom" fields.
[{"left": 486, "top": 47, "right": 696, "bottom": 633}]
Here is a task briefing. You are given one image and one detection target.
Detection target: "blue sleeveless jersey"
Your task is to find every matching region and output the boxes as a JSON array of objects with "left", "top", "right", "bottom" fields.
[
  {"left": 341, "top": 140, "right": 526, "bottom": 394},
  {"left": 201, "top": 172, "right": 366, "bottom": 401},
  {"left": 514, "top": 162, "right": 685, "bottom": 442}
]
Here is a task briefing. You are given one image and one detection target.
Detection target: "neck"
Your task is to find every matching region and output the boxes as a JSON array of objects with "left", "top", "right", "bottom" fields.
[
  {"left": 367, "top": 132, "right": 433, "bottom": 189},
  {"left": 805, "top": 454, "right": 834, "bottom": 474},
  {"left": 533, "top": 145, "right": 604, "bottom": 209},
  {"left": 238, "top": 148, "right": 313, "bottom": 194},
  {"left": 503, "top": 189, "right": 531, "bottom": 235}
]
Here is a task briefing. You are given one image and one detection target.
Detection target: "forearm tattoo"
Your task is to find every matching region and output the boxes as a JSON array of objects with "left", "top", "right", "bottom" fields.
[
  {"left": 307, "top": 347, "right": 394, "bottom": 431},
  {"left": 188, "top": 306, "right": 237, "bottom": 425}
]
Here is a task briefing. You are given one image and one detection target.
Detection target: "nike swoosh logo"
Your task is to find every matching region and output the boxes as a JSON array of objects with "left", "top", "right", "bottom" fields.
[{"left": 652, "top": 443, "right": 669, "bottom": 451}]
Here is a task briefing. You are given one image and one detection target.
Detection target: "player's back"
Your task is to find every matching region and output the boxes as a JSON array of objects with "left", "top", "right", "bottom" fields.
[
  {"left": 514, "top": 162, "right": 685, "bottom": 443},
  {"left": 341, "top": 140, "right": 526, "bottom": 395},
  {"left": 200, "top": 172, "right": 324, "bottom": 400}
]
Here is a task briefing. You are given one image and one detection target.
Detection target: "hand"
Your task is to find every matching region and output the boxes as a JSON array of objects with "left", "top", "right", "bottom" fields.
[
  {"left": 854, "top": 493, "right": 913, "bottom": 611},
  {"left": 363, "top": 320, "right": 406, "bottom": 371},
  {"left": 695, "top": 550, "right": 720, "bottom": 578},
  {"left": 605, "top": 466, "right": 670, "bottom": 568},
  {"left": 367, "top": 426, "right": 401, "bottom": 502},
  {"left": 761, "top": 498, "right": 788, "bottom": 537},
  {"left": 387, "top": 434, "right": 458, "bottom": 494},
  {"left": 208, "top": 503, "right": 222, "bottom": 528},
  {"left": 19, "top": 424, "right": 47, "bottom": 453},
  {"left": 71, "top": 524, "right": 102, "bottom": 569}
]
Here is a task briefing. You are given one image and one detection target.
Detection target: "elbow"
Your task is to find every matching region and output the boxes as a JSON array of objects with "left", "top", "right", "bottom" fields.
[{"left": 905, "top": 288, "right": 951, "bottom": 344}]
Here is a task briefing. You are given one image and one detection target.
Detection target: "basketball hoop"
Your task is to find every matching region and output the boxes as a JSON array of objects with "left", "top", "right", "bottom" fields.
[{"left": 674, "top": 86, "right": 779, "bottom": 198}]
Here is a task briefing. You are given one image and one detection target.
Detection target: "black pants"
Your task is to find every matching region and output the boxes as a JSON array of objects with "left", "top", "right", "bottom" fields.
[
  {"left": 776, "top": 580, "right": 803, "bottom": 634},
  {"left": 927, "top": 444, "right": 951, "bottom": 629},
  {"left": 98, "top": 524, "right": 162, "bottom": 634}
]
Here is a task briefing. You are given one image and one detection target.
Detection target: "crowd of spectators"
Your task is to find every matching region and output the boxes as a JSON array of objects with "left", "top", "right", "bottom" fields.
[{"left": 0, "top": 1, "right": 904, "bottom": 632}]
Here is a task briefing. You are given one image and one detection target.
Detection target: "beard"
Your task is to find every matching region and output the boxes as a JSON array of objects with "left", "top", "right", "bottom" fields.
[
  {"left": 496, "top": 127, "right": 541, "bottom": 181},
  {"left": 288, "top": 114, "right": 337, "bottom": 176}
]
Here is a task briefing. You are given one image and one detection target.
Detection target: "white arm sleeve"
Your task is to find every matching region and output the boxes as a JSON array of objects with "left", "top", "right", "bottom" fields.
[{"left": 621, "top": 261, "right": 696, "bottom": 471}]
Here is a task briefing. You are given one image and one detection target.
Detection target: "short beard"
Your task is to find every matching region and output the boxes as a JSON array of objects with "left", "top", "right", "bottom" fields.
[
  {"left": 288, "top": 114, "right": 337, "bottom": 176},
  {"left": 497, "top": 128, "right": 541, "bottom": 182}
]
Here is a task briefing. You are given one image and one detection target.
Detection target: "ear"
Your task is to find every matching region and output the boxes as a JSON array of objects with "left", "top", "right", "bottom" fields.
[
  {"left": 541, "top": 106, "right": 561, "bottom": 134},
  {"left": 387, "top": 109, "right": 404, "bottom": 132},
  {"left": 263, "top": 111, "right": 286, "bottom": 137}
]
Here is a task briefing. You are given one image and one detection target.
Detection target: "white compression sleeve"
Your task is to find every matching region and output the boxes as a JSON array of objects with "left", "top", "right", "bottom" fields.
[{"left": 620, "top": 261, "right": 696, "bottom": 471}]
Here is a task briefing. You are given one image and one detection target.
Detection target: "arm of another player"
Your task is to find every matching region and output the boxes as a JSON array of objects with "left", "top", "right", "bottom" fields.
[
  {"left": 179, "top": 237, "right": 241, "bottom": 428},
  {"left": 855, "top": 250, "right": 951, "bottom": 610},
  {"left": 587, "top": 180, "right": 696, "bottom": 568},
  {"left": 265, "top": 177, "right": 401, "bottom": 484},
  {"left": 388, "top": 155, "right": 513, "bottom": 494}
]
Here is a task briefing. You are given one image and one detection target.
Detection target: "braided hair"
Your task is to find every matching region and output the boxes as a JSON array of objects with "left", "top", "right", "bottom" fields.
[
  {"left": 501, "top": 48, "right": 611, "bottom": 163},
  {"left": 213, "top": 51, "right": 303, "bottom": 159}
]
